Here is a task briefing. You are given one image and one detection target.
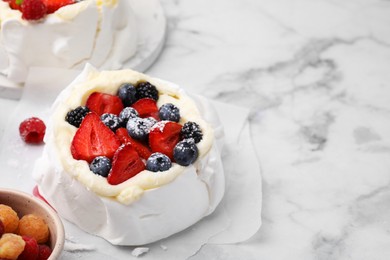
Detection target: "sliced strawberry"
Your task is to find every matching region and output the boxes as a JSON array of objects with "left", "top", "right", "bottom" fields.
[
  {"left": 149, "top": 121, "right": 182, "bottom": 160},
  {"left": 86, "top": 92, "right": 124, "bottom": 116},
  {"left": 71, "top": 113, "right": 121, "bottom": 163},
  {"left": 43, "top": 0, "right": 74, "bottom": 14},
  {"left": 115, "top": 128, "right": 152, "bottom": 159},
  {"left": 107, "top": 144, "right": 145, "bottom": 185},
  {"left": 131, "top": 98, "right": 159, "bottom": 120}
]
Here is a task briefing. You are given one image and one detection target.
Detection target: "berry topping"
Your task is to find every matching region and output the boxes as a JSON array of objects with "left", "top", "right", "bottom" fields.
[
  {"left": 18, "top": 214, "right": 49, "bottom": 244},
  {"left": 107, "top": 144, "right": 145, "bottom": 185},
  {"left": 149, "top": 121, "right": 182, "bottom": 160},
  {"left": 116, "top": 128, "right": 152, "bottom": 160},
  {"left": 19, "top": 117, "right": 46, "bottom": 144},
  {"left": 118, "top": 107, "right": 138, "bottom": 126},
  {"left": 43, "top": 0, "right": 73, "bottom": 14},
  {"left": 71, "top": 113, "right": 121, "bottom": 163},
  {"left": 173, "top": 139, "right": 199, "bottom": 166},
  {"left": 37, "top": 244, "right": 52, "bottom": 260},
  {"left": 89, "top": 156, "right": 111, "bottom": 177},
  {"left": 100, "top": 113, "right": 122, "bottom": 132},
  {"left": 65, "top": 106, "right": 90, "bottom": 128},
  {"left": 21, "top": 0, "right": 47, "bottom": 20},
  {"left": 159, "top": 103, "right": 180, "bottom": 122},
  {"left": 0, "top": 204, "right": 19, "bottom": 233},
  {"left": 9, "top": 0, "right": 22, "bottom": 11},
  {"left": 146, "top": 152, "right": 172, "bottom": 172},
  {"left": 0, "top": 233, "right": 25, "bottom": 260},
  {"left": 18, "top": 236, "right": 39, "bottom": 260},
  {"left": 136, "top": 82, "right": 158, "bottom": 101},
  {"left": 131, "top": 98, "right": 159, "bottom": 120},
  {"left": 126, "top": 117, "right": 156, "bottom": 141},
  {"left": 86, "top": 92, "right": 124, "bottom": 116},
  {"left": 0, "top": 220, "right": 4, "bottom": 237},
  {"left": 118, "top": 83, "right": 137, "bottom": 106},
  {"left": 181, "top": 121, "right": 203, "bottom": 143}
]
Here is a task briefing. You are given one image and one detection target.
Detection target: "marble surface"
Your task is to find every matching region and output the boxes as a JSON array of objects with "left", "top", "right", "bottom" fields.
[{"left": 1, "top": 0, "right": 390, "bottom": 259}]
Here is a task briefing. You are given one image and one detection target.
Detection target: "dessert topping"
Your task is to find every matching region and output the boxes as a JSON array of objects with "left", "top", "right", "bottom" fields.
[
  {"left": 159, "top": 103, "right": 180, "bottom": 122},
  {"left": 173, "top": 139, "right": 199, "bottom": 166},
  {"left": 135, "top": 82, "right": 159, "bottom": 101},
  {"left": 146, "top": 153, "right": 172, "bottom": 172},
  {"left": 131, "top": 98, "right": 159, "bottom": 120},
  {"left": 149, "top": 121, "right": 182, "bottom": 160},
  {"left": 100, "top": 113, "right": 122, "bottom": 132},
  {"left": 89, "top": 156, "right": 112, "bottom": 178},
  {"left": 86, "top": 92, "right": 124, "bottom": 116},
  {"left": 65, "top": 106, "right": 90, "bottom": 128},
  {"left": 181, "top": 121, "right": 203, "bottom": 143}
]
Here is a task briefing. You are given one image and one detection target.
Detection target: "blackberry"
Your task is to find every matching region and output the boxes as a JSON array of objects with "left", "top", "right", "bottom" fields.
[
  {"left": 136, "top": 82, "right": 158, "bottom": 101},
  {"left": 90, "top": 156, "right": 111, "bottom": 177},
  {"left": 146, "top": 152, "right": 172, "bottom": 172},
  {"left": 173, "top": 139, "right": 198, "bottom": 166},
  {"left": 100, "top": 113, "right": 122, "bottom": 132},
  {"left": 159, "top": 103, "right": 180, "bottom": 122},
  {"left": 118, "top": 83, "right": 137, "bottom": 106},
  {"left": 181, "top": 121, "right": 203, "bottom": 143},
  {"left": 65, "top": 106, "right": 90, "bottom": 127}
]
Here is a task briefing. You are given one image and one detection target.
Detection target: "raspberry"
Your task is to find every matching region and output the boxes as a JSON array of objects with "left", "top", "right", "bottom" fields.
[
  {"left": 18, "top": 214, "right": 49, "bottom": 244},
  {"left": 37, "top": 244, "right": 52, "bottom": 260},
  {"left": 0, "top": 233, "right": 25, "bottom": 260},
  {"left": 0, "top": 204, "right": 19, "bottom": 233},
  {"left": 18, "top": 236, "right": 39, "bottom": 260},
  {"left": 19, "top": 117, "right": 46, "bottom": 144},
  {"left": 21, "top": 0, "right": 47, "bottom": 20},
  {"left": 0, "top": 220, "right": 4, "bottom": 237}
]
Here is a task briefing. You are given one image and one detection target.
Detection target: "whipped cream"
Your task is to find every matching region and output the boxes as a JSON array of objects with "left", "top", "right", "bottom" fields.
[
  {"left": 0, "top": 0, "right": 137, "bottom": 83},
  {"left": 33, "top": 65, "right": 225, "bottom": 245}
]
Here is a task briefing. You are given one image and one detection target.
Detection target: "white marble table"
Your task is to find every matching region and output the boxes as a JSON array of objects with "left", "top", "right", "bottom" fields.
[{"left": 1, "top": 0, "right": 390, "bottom": 259}]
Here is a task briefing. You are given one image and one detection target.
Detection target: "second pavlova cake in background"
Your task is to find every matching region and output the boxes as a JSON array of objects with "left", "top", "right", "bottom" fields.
[{"left": 33, "top": 65, "right": 225, "bottom": 245}]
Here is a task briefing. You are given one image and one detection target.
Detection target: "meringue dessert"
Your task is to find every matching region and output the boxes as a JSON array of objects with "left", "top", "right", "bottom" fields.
[
  {"left": 33, "top": 65, "right": 225, "bottom": 245},
  {"left": 0, "top": 0, "right": 137, "bottom": 84}
]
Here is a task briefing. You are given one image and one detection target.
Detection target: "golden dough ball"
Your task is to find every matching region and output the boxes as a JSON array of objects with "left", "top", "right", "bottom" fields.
[
  {"left": 0, "top": 233, "right": 26, "bottom": 260},
  {"left": 0, "top": 204, "right": 19, "bottom": 233},
  {"left": 17, "top": 214, "right": 49, "bottom": 244}
]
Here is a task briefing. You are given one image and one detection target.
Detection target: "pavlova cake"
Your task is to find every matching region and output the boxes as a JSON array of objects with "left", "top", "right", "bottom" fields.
[
  {"left": 33, "top": 65, "right": 225, "bottom": 245},
  {"left": 0, "top": 0, "right": 137, "bottom": 83}
]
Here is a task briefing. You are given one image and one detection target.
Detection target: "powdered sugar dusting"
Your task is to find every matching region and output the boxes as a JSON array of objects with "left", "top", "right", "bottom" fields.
[{"left": 150, "top": 120, "right": 170, "bottom": 133}]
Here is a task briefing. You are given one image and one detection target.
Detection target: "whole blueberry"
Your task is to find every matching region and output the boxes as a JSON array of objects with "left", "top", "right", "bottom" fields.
[
  {"left": 127, "top": 117, "right": 156, "bottom": 140},
  {"left": 90, "top": 156, "right": 111, "bottom": 177},
  {"left": 173, "top": 139, "right": 199, "bottom": 166},
  {"left": 159, "top": 103, "right": 180, "bottom": 122},
  {"left": 100, "top": 113, "right": 122, "bottom": 131},
  {"left": 119, "top": 107, "right": 139, "bottom": 126},
  {"left": 146, "top": 152, "right": 172, "bottom": 172},
  {"left": 118, "top": 83, "right": 137, "bottom": 106}
]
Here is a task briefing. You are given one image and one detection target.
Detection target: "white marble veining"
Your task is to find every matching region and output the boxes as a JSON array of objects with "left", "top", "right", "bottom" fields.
[{"left": 1, "top": 0, "right": 390, "bottom": 259}]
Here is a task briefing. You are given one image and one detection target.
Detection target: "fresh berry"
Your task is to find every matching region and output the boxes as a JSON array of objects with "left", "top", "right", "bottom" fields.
[
  {"left": 173, "top": 139, "right": 199, "bottom": 166},
  {"left": 159, "top": 103, "right": 180, "bottom": 122},
  {"left": 71, "top": 113, "right": 121, "bottom": 163},
  {"left": 149, "top": 121, "right": 182, "bottom": 160},
  {"left": 100, "top": 113, "right": 122, "bottom": 132},
  {"left": 0, "top": 233, "right": 25, "bottom": 260},
  {"left": 19, "top": 117, "right": 46, "bottom": 144},
  {"left": 118, "top": 83, "right": 137, "bottom": 106},
  {"left": 18, "top": 214, "right": 49, "bottom": 244},
  {"left": 118, "top": 107, "right": 138, "bottom": 126},
  {"left": 131, "top": 98, "right": 159, "bottom": 120},
  {"left": 65, "top": 106, "right": 90, "bottom": 127},
  {"left": 21, "top": 0, "right": 47, "bottom": 20},
  {"left": 126, "top": 117, "right": 156, "bottom": 141},
  {"left": 115, "top": 128, "right": 152, "bottom": 160},
  {"left": 37, "top": 244, "right": 52, "bottom": 260},
  {"left": 0, "top": 204, "right": 19, "bottom": 233},
  {"left": 0, "top": 220, "right": 4, "bottom": 237},
  {"left": 42, "top": 0, "right": 74, "bottom": 14},
  {"left": 136, "top": 82, "right": 158, "bottom": 101},
  {"left": 89, "top": 156, "right": 111, "bottom": 177},
  {"left": 18, "top": 236, "right": 39, "bottom": 260},
  {"left": 9, "top": 0, "right": 22, "bottom": 11},
  {"left": 146, "top": 152, "right": 172, "bottom": 172},
  {"left": 107, "top": 144, "right": 145, "bottom": 185},
  {"left": 181, "top": 121, "right": 203, "bottom": 143},
  {"left": 86, "top": 92, "right": 124, "bottom": 116}
]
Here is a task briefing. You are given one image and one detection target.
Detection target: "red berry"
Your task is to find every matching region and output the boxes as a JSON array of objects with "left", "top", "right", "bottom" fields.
[
  {"left": 71, "top": 113, "right": 121, "bottom": 163},
  {"left": 18, "top": 236, "right": 39, "bottom": 260},
  {"left": 37, "top": 244, "right": 52, "bottom": 260},
  {"left": 8, "top": 0, "right": 22, "bottom": 11},
  {"left": 21, "top": 0, "right": 47, "bottom": 20},
  {"left": 131, "top": 98, "right": 159, "bottom": 120},
  {"left": 149, "top": 121, "right": 182, "bottom": 160},
  {"left": 43, "top": 0, "right": 73, "bottom": 13},
  {"left": 86, "top": 92, "right": 124, "bottom": 116},
  {"left": 0, "top": 219, "right": 4, "bottom": 237},
  {"left": 19, "top": 117, "right": 46, "bottom": 144},
  {"left": 107, "top": 144, "right": 145, "bottom": 185},
  {"left": 115, "top": 128, "right": 152, "bottom": 160}
]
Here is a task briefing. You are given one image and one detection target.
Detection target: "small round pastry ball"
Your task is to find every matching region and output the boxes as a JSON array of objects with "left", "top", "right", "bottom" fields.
[
  {"left": 18, "top": 214, "right": 49, "bottom": 244},
  {"left": 0, "top": 233, "right": 26, "bottom": 260},
  {"left": 0, "top": 204, "right": 19, "bottom": 233}
]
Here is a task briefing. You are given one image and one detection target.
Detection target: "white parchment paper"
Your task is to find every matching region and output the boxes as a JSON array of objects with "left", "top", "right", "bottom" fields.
[{"left": 0, "top": 67, "right": 262, "bottom": 259}]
